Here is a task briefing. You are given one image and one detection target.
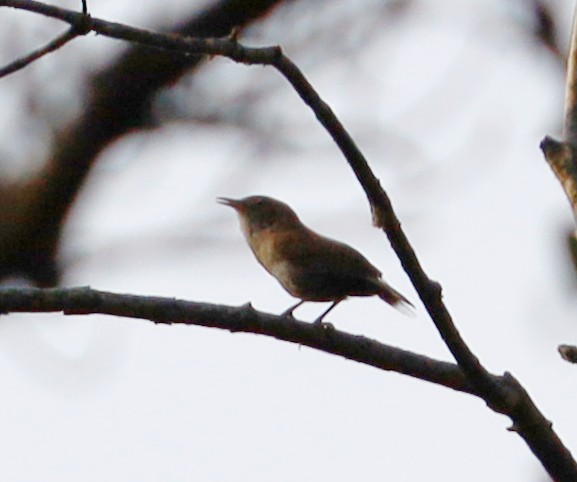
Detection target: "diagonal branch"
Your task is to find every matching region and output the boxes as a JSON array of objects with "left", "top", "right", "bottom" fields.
[
  {"left": 0, "top": 26, "right": 81, "bottom": 78},
  {"left": 272, "top": 51, "right": 577, "bottom": 482}
]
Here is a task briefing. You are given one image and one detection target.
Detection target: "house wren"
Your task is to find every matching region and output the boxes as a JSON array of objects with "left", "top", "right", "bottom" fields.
[{"left": 219, "top": 195, "right": 413, "bottom": 322}]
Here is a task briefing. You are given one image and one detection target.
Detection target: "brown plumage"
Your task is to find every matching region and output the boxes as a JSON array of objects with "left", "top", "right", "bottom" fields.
[{"left": 219, "top": 195, "right": 413, "bottom": 322}]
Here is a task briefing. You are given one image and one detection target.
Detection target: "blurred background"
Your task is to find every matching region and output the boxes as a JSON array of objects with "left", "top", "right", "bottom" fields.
[{"left": 0, "top": 0, "right": 575, "bottom": 480}]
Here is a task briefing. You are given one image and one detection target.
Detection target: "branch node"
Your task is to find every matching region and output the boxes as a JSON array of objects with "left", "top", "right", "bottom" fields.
[
  {"left": 540, "top": 135, "right": 572, "bottom": 160},
  {"left": 559, "top": 344, "right": 577, "bottom": 363},
  {"left": 72, "top": 11, "right": 92, "bottom": 36},
  {"left": 371, "top": 201, "right": 399, "bottom": 232},
  {"left": 227, "top": 26, "right": 240, "bottom": 42},
  {"left": 540, "top": 136, "right": 577, "bottom": 218},
  {"left": 428, "top": 280, "right": 443, "bottom": 299},
  {"left": 507, "top": 422, "right": 520, "bottom": 433}
]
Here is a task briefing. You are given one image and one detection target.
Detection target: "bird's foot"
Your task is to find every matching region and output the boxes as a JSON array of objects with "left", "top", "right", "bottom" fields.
[
  {"left": 281, "top": 300, "right": 305, "bottom": 318},
  {"left": 281, "top": 308, "right": 296, "bottom": 318}
]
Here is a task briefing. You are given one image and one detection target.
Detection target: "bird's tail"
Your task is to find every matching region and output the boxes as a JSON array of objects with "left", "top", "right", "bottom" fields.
[{"left": 377, "top": 281, "right": 414, "bottom": 313}]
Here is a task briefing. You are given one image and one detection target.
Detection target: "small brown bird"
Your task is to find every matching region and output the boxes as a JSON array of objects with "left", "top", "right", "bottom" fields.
[{"left": 219, "top": 195, "right": 413, "bottom": 322}]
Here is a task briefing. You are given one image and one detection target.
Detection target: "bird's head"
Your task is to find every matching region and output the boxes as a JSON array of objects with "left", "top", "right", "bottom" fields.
[{"left": 218, "top": 195, "right": 301, "bottom": 233}]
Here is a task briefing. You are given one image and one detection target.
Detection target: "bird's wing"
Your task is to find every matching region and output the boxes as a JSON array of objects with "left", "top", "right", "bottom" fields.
[
  {"left": 276, "top": 229, "right": 384, "bottom": 300},
  {"left": 283, "top": 230, "right": 381, "bottom": 274}
]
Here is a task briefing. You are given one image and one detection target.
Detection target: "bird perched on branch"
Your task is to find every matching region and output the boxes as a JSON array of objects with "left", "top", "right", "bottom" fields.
[{"left": 219, "top": 195, "right": 413, "bottom": 322}]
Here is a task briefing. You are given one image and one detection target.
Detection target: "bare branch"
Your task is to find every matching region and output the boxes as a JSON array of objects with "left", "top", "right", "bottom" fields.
[
  {"left": 0, "top": 27, "right": 80, "bottom": 78},
  {"left": 0, "top": 286, "right": 474, "bottom": 394},
  {"left": 541, "top": 3, "right": 577, "bottom": 223},
  {"left": 272, "top": 53, "right": 577, "bottom": 482},
  {"left": 269, "top": 37, "right": 512, "bottom": 423},
  {"left": 0, "top": 286, "right": 574, "bottom": 480},
  {"left": 540, "top": 136, "right": 577, "bottom": 220},
  {"left": 0, "top": 1, "right": 283, "bottom": 68}
]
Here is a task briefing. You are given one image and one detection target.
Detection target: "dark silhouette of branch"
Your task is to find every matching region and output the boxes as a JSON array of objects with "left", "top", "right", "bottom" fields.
[
  {"left": 0, "top": 286, "right": 574, "bottom": 481},
  {"left": 1, "top": 2, "right": 576, "bottom": 479},
  {"left": 273, "top": 53, "right": 577, "bottom": 482},
  {"left": 0, "top": 0, "right": 287, "bottom": 286},
  {"left": 0, "top": 27, "right": 81, "bottom": 78},
  {"left": 0, "top": 286, "right": 473, "bottom": 396}
]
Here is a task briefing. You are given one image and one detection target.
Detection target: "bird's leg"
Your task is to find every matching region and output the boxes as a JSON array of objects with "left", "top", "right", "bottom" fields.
[
  {"left": 281, "top": 300, "right": 305, "bottom": 318},
  {"left": 313, "top": 300, "right": 342, "bottom": 324}
]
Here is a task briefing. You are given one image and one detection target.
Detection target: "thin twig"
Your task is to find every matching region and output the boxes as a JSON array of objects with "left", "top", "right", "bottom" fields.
[
  {"left": 0, "top": 0, "right": 283, "bottom": 62},
  {"left": 0, "top": 27, "right": 78, "bottom": 79}
]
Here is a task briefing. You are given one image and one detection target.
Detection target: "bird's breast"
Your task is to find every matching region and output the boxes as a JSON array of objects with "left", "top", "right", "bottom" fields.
[
  {"left": 243, "top": 227, "right": 283, "bottom": 270},
  {"left": 244, "top": 228, "right": 302, "bottom": 296}
]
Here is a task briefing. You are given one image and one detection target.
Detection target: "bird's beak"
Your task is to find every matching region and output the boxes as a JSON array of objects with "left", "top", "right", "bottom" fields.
[{"left": 217, "top": 197, "right": 242, "bottom": 210}]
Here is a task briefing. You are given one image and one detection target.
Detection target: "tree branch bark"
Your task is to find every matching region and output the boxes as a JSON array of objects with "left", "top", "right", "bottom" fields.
[
  {"left": 0, "top": 286, "right": 476, "bottom": 394},
  {"left": 540, "top": 3, "right": 577, "bottom": 223},
  {"left": 273, "top": 47, "right": 577, "bottom": 482},
  {"left": 0, "top": 26, "right": 80, "bottom": 78},
  {"left": 538, "top": 2, "right": 577, "bottom": 369},
  {"left": 0, "top": 286, "right": 575, "bottom": 479}
]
